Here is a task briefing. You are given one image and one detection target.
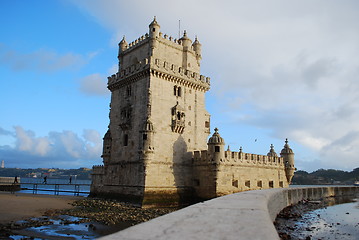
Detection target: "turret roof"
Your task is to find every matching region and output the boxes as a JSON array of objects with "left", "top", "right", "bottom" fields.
[
  {"left": 267, "top": 144, "right": 278, "bottom": 157},
  {"left": 281, "top": 139, "right": 294, "bottom": 154},
  {"left": 149, "top": 16, "right": 160, "bottom": 27},
  {"left": 119, "top": 36, "right": 128, "bottom": 46},
  {"left": 192, "top": 36, "right": 201, "bottom": 46},
  {"left": 208, "top": 128, "right": 225, "bottom": 144}
]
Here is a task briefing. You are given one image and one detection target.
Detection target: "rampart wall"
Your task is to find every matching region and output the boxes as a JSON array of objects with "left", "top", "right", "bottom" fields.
[
  {"left": 99, "top": 186, "right": 359, "bottom": 240},
  {"left": 193, "top": 150, "right": 284, "bottom": 166}
]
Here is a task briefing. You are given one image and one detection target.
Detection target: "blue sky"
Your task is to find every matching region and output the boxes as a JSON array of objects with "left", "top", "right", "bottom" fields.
[{"left": 1, "top": 0, "right": 359, "bottom": 172}]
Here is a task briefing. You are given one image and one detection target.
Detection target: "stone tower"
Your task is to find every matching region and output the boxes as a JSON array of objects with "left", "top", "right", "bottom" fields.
[
  {"left": 281, "top": 139, "right": 295, "bottom": 183},
  {"left": 91, "top": 18, "right": 211, "bottom": 206}
]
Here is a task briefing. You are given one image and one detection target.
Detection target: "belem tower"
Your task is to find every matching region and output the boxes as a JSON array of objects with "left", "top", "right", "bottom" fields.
[{"left": 91, "top": 18, "right": 295, "bottom": 207}]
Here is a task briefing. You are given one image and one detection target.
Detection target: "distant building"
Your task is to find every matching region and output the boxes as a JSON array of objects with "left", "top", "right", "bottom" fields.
[
  {"left": 91, "top": 18, "right": 295, "bottom": 207},
  {"left": 1, "top": 160, "right": 4, "bottom": 168}
]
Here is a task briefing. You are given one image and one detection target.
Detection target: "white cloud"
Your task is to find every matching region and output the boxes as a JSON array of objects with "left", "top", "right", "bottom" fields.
[
  {"left": 0, "top": 126, "right": 103, "bottom": 168},
  {"left": 0, "top": 45, "right": 94, "bottom": 72},
  {"left": 79, "top": 73, "right": 109, "bottom": 96},
  {"left": 15, "top": 126, "right": 37, "bottom": 152}
]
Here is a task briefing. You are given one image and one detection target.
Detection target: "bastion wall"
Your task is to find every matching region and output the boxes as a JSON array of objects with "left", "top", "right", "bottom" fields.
[{"left": 99, "top": 186, "right": 359, "bottom": 240}]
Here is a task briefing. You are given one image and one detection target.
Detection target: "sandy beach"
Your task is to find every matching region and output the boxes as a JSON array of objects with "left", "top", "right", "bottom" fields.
[{"left": 0, "top": 192, "right": 80, "bottom": 224}]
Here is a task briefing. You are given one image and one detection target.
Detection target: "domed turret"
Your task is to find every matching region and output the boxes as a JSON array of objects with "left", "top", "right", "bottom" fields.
[
  {"left": 179, "top": 30, "right": 192, "bottom": 48},
  {"left": 280, "top": 139, "right": 295, "bottom": 183},
  {"left": 267, "top": 144, "right": 278, "bottom": 157},
  {"left": 149, "top": 16, "right": 160, "bottom": 38},
  {"left": 208, "top": 128, "right": 224, "bottom": 144},
  {"left": 281, "top": 138, "right": 294, "bottom": 155},
  {"left": 208, "top": 128, "right": 225, "bottom": 163},
  {"left": 192, "top": 36, "right": 202, "bottom": 61},
  {"left": 118, "top": 36, "right": 128, "bottom": 54}
]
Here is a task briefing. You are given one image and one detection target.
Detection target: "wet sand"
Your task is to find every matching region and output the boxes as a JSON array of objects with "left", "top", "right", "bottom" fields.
[
  {"left": 0, "top": 193, "right": 175, "bottom": 239},
  {"left": 0, "top": 192, "right": 80, "bottom": 224}
]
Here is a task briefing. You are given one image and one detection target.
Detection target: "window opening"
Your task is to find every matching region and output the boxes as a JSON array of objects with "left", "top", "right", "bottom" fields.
[
  {"left": 126, "top": 86, "right": 132, "bottom": 97},
  {"left": 124, "top": 134, "right": 128, "bottom": 146}
]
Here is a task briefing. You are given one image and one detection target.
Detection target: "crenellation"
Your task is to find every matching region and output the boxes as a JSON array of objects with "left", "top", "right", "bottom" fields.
[
  {"left": 149, "top": 58, "right": 210, "bottom": 90},
  {"left": 108, "top": 57, "right": 150, "bottom": 87},
  {"left": 119, "top": 33, "right": 150, "bottom": 55},
  {"left": 92, "top": 165, "right": 104, "bottom": 175}
]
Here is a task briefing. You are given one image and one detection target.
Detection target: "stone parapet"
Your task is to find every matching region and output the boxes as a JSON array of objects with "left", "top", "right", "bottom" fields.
[
  {"left": 0, "top": 177, "right": 20, "bottom": 184},
  {"left": 193, "top": 150, "right": 284, "bottom": 167},
  {"left": 92, "top": 165, "right": 104, "bottom": 175},
  {"left": 99, "top": 186, "right": 359, "bottom": 240},
  {"left": 107, "top": 57, "right": 210, "bottom": 92},
  {"left": 119, "top": 31, "right": 198, "bottom": 56},
  {"left": 151, "top": 58, "right": 210, "bottom": 91}
]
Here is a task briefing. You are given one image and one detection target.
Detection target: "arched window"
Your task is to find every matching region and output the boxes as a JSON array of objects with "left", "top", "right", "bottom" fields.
[
  {"left": 174, "top": 86, "right": 177, "bottom": 96},
  {"left": 173, "top": 85, "right": 182, "bottom": 97}
]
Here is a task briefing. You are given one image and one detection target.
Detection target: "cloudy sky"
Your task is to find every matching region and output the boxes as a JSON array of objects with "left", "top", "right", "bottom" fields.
[{"left": 1, "top": 0, "right": 358, "bottom": 172}]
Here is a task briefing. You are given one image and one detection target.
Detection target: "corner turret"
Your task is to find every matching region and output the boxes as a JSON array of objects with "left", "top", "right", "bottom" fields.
[
  {"left": 179, "top": 30, "right": 192, "bottom": 48},
  {"left": 149, "top": 16, "right": 160, "bottom": 38},
  {"left": 207, "top": 128, "right": 225, "bottom": 163},
  {"left": 118, "top": 36, "right": 128, "bottom": 54},
  {"left": 192, "top": 36, "right": 202, "bottom": 61},
  {"left": 280, "top": 139, "right": 295, "bottom": 183}
]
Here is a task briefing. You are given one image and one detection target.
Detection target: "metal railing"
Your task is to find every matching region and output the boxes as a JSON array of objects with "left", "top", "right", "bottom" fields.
[{"left": 20, "top": 183, "right": 90, "bottom": 196}]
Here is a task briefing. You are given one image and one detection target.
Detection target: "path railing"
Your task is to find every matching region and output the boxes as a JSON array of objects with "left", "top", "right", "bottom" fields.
[{"left": 20, "top": 183, "right": 90, "bottom": 196}]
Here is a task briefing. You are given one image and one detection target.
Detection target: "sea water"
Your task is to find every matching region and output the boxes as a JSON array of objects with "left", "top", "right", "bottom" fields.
[{"left": 292, "top": 199, "right": 359, "bottom": 239}]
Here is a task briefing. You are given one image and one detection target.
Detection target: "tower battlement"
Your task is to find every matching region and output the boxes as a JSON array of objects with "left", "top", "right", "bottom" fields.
[
  {"left": 119, "top": 32, "right": 196, "bottom": 55},
  {"left": 193, "top": 149, "right": 284, "bottom": 167},
  {"left": 108, "top": 57, "right": 210, "bottom": 91}
]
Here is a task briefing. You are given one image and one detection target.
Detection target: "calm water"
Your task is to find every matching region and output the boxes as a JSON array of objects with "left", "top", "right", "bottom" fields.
[
  {"left": 277, "top": 197, "right": 359, "bottom": 240},
  {"left": 19, "top": 177, "right": 91, "bottom": 197}
]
